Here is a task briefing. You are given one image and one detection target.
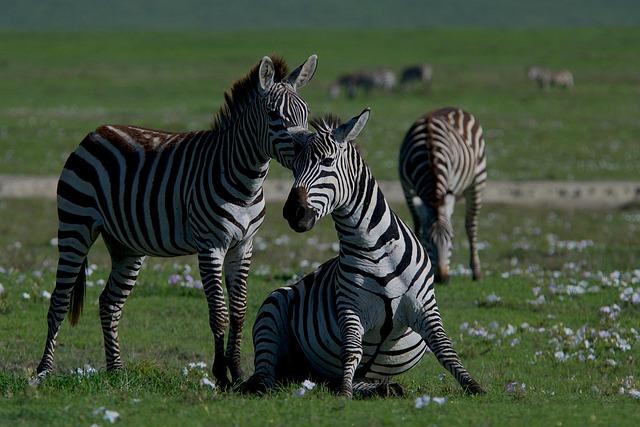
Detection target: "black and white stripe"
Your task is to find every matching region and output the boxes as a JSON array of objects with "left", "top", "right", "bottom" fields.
[
  {"left": 36, "top": 55, "right": 318, "bottom": 388},
  {"left": 399, "top": 107, "right": 487, "bottom": 282},
  {"left": 244, "top": 110, "right": 484, "bottom": 398}
]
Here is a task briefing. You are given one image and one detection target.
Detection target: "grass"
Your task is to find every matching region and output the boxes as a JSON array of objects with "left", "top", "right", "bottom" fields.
[
  {"left": 1, "top": 198, "right": 639, "bottom": 425},
  {"left": 1, "top": 28, "right": 640, "bottom": 181}
]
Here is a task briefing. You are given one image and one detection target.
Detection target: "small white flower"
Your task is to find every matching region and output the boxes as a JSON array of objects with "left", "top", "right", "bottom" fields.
[
  {"left": 554, "top": 351, "right": 568, "bottom": 362},
  {"left": 628, "top": 389, "right": 640, "bottom": 399},
  {"left": 302, "top": 379, "right": 316, "bottom": 390},
  {"left": 92, "top": 407, "right": 106, "bottom": 416},
  {"left": 199, "top": 376, "right": 216, "bottom": 390},
  {"left": 432, "top": 396, "right": 447, "bottom": 406},
  {"left": 103, "top": 410, "right": 120, "bottom": 424},
  {"left": 21, "top": 292, "right": 31, "bottom": 300},
  {"left": 293, "top": 387, "right": 306, "bottom": 397},
  {"left": 414, "top": 395, "right": 430, "bottom": 408},
  {"left": 41, "top": 290, "right": 51, "bottom": 300}
]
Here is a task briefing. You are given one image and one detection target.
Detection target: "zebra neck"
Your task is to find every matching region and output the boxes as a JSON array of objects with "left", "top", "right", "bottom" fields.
[
  {"left": 207, "top": 105, "right": 271, "bottom": 200},
  {"left": 332, "top": 174, "right": 397, "bottom": 251}
]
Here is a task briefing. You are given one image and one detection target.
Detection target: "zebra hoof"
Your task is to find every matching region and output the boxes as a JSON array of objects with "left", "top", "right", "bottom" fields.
[
  {"left": 472, "top": 270, "right": 482, "bottom": 281},
  {"left": 463, "top": 378, "right": 486, "bottom": 395},
  {"left": 237, "top": 375, "right": 270, "bottom": 395},
  {"left": 106, "top": 363, "right": 124, "bottom": 372}
]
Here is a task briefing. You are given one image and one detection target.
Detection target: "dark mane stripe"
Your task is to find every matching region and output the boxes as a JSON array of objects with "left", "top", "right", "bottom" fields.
[{"left": 212, "top": 56, "right": 290, "bottom": 133}]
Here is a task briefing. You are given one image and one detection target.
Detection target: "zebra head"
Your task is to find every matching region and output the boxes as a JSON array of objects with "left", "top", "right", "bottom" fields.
[
  {"left": 415, "top": 195, "right": 454, "bottom": 283},
  {"left": 258, "top": 55, "right": 318, "bottom": 168},
  {"left": 283, "top": 109, "right": 370, "bottom": 232}
]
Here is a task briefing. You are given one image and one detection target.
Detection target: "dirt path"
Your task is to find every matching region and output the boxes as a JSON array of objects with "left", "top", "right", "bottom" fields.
[{"left": 1, "top": 175, "right": 639, "bottom": 209}]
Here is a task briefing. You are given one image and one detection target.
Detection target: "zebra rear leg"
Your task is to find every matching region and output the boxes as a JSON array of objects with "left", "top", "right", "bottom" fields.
[
  {"left": 37, "top": 223, "right": 98, "bottom": 375},
  {"left": 239, "top": 289, "right": 293, "bottom": 394},
  {"left": 414, "top": 307, "right": 484, "bottom": 395},
  {"left": 99, "top": 253, "right": 145, "bottom": 371},
  {"left": 464, "top": 185, "right": 483, "bottom": 281}
]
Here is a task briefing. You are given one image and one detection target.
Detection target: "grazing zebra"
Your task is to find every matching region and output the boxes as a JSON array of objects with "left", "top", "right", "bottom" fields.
[
  {"left": 399, "top": 107, "right": 487, "bottom": 283},
  {"left": 242, "top": 110, "right": 484, "bottom": 398},
  {"left": 329, "top": 69, "right": 396, "bottom": 99},
  {"left": 400, "top": 64, "right": 433, "bottom": 91},
  {"left": 35, "top": 54, "right": 318, "bottom": 388},
  {"left": 527, "top": 66, "right": 574, "bottom": 89}
]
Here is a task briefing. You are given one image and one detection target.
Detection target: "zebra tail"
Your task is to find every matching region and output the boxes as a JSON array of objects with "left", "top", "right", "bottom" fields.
[{"left": 69, "top": 258, "right": 87, "bottom": 326}]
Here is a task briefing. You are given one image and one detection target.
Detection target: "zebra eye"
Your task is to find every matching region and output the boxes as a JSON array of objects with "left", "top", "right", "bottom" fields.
[{"left": 320, "top": 157, "right": 335, "bottom": 167}]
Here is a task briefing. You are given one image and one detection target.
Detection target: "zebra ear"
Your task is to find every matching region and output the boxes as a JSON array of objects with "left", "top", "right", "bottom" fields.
[
  {"left": 259, "top": 56, "right": 275, "bottom": 92},
  {"left": 286, "top": 54, "right": 318, "bottom": 90},
  {"left": 332, "top": 108, "right": 370, "bottom": 146}
]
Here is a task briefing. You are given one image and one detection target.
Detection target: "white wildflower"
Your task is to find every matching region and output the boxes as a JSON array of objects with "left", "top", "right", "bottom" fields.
[
  {"left": 293, "top": 387, "right": 306, "bottom": 397},
  {"left": 302, "top": 379, "right": 316, "bottom": 390},
  {"left": 103, "top": 410, "right": 120, "bottom": 424},
  {"left": 21, "top": 292, "right": 31, "bottom": 300},
  {"left": 414, "top": 395, "right": 430, "bottom": 408},
  {"left": 432, "top": 396, "right": 447, "bottom": 406},
  {"left": 41, "top": 290, "right": 51, "bottom": 300},
  {"left": 199, "top": 376, "right": 216, "bottom": 390}
]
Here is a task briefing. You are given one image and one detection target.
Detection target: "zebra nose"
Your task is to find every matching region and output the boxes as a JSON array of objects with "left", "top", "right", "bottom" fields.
[{"left": 283, "top": 187, "right": 316, "bottom": 232}]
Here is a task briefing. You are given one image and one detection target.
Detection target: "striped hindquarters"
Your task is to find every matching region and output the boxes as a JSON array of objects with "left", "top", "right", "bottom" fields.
[
  {"left": 399, "top": 107, "right": 486, "bottom": 203},
  {"left": 57, "top": 125, "right": 205, "bottom": 257}
]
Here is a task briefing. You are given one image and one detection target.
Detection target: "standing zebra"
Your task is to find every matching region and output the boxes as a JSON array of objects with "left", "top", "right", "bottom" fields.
[
  {"left": 329, "top": 68, "right": 396, "bottom": 99},
  {"left": 399, "top": 107, "right": 486, "bottom": 283},
  {"left": 400, "top": 64, "right": 433, "bottom": 91},
  {"left": 36, "top": 54, "right": 318, "bottom": 388},
  {"left": 242, "top": 110, "right": 484, "bottom": 398},
  {"left": 527, "top": 66, "right": 574, "bottom": 89}
]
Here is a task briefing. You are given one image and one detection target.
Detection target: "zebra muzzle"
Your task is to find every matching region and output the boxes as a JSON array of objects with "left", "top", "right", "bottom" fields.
[{"left": 283, "top": 187, "right": 316, "bottom": 232}]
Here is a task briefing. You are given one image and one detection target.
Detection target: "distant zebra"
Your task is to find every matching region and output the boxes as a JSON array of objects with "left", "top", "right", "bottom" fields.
[
  {"left": 527, "top": 66, "right": 574, "bottom": 89},
  {"left": 329, "top": 68, "right": 396, "bottom": 99},
  {"left": 399, "top": 107, "right": 487, "bottom": 283},
  {"left": 242, "top": 110, "right": 484, "bottom": 398},
  {"left": 400, "top": 64, "right": 433, "bottom": 91},
  {"left": 36, "top": 55, "right": 318, "bottom": 388}
]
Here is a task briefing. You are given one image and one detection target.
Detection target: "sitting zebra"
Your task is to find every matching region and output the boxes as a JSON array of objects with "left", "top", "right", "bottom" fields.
[
  {"left": 399, "top": 107, "right": 487, "bottom": 283},
  {"left": 399, "top": 64, "right": 433, "bottom": 91},
  {"left": 242, "top": 109, "right": 484, "bottom": 398},
  {"left": 35, "top": 54, "right": 318, "bottom": 388},
  {"left": 329, "top": 68, "right": 396, "bottom": 99},
  {"left": 527, "top": 66, "right": 574, "bottom": 89}
]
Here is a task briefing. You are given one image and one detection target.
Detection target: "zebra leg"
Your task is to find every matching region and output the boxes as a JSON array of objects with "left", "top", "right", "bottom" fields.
[
  {"left": 352, "top": 379, "right": 404, "bottom": 398},
  {"left": 99, "top": 254, "right": 145, "bottom": 371},
  {"left": 198, "top": 249, "right": 230, "bottom": 388},
  {"left": 337, "top": 303, "right": 364, "bottom": 398},
  {"left": 401, "top": 180, "right": 422, "bottom": 240},
  {"left": 37, "top": 222, "right": 98, "bottom": 375},
  {"left": 413, "top": 306, "right": 484, "bottom": 395},
  {"left": 464, "top": 184, "right": 483, "bottom": 281},
  {"left": 239, "top": 289, "right": 292, "bottom": 394},
  {"left": 223, "top": 241, "right": 253, "bottom": 383}
]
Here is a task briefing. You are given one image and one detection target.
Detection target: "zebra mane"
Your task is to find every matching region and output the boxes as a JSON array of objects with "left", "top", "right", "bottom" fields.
[
  {"left": 211, "top": 56, "right": 290, "bottom": 133},
  {"left": 310, "top": 113, "right": 342, "bottom": 133}
]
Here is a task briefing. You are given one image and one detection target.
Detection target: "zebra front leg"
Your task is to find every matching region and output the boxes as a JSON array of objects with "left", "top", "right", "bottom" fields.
[
  {"left": 413, "top": 304, "right": 484, "bottom": 395},
  {"left": 223, "top": 241, "right": 253, "bottom": 383},
  {"left": 464, "top": 184, "right": 483, "bottom": 281},
  {"left": 198, "top": 249, "right": 230, "bottom": 389},
  {"left": 337, "top": 303, "right": 364, "bottom": 398},
  {"left": 99, "top": 255, "right": 145, "bottom": 371}
]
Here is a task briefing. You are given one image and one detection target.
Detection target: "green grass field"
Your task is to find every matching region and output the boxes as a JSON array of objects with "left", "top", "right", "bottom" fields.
[
  {"left": 1, "top": 28, "right": 640, "bottom": 181},
  {"left": 1, "top": 198, "right": 639, "bottom": 426}
]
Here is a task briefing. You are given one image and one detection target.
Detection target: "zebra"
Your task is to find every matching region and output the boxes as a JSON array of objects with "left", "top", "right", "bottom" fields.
[
  {"left": 527, "top": 66, "right": 574, "bottom": 89},
  {"left": 329, "top": 69, "right": 396, "bottom": 99},
  {"left": 35, "top": 54, "right": 318, "bottom": 388},
  {"left": 399, "top": 107, "right": 487, "bottom": 283},
  {"left": 242, "top": 109, "right": 485, "bottom": 398},
  {"left": 400, "top": 64, "right": 433, "bottom": 91}
]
